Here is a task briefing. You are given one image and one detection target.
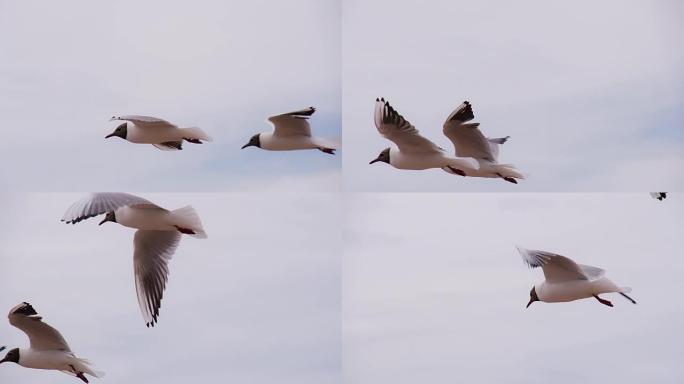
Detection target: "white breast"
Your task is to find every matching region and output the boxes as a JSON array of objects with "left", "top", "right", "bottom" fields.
[
  {"left": 259, "top": 133, "right": 317, "bottom": 151},
  {"left": 19, "top": 349, "right": 74, "bottom": 371},
  {"left": 126, "top": 123, "right": 182, "bottom": 144},
  {"left": 538, "top": 277, "right": 622, "bottom": 303},
  {"left": 389, "top": 148, "right": 448, "bottom": 170},
  {"left": 115, "top": 206, "right": 175, "bottom": 231}
]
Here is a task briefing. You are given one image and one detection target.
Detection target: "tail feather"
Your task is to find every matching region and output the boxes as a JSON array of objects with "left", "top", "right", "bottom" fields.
[
  {"left": 171, "top": 205, "right": 207, "bottom": 238},
  {"left": 180, "top": 127, "right": 213, "bottom": 143}
]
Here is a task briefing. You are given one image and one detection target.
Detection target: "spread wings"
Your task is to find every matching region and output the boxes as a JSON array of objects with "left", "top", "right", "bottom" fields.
[
  {"left": 443, "top": 101, "right": 498, "bottom": 162},
  {"left": 374, "top": 98, "right": 442, "bottom": 154},
  {"left": 61, "top": 192, "right": 163, "bottom": 224},
  {"left": 111, "top": 115, "right": 176, "bottom": 129},
  {"left": 517, "top": 246, "right": 605, "bottom": 283},
  {"left": 133, "top": 230, "right": 182, "bottom": 327},
  {"left": 8, "top": 303, "right": 71, "bottom": 352},
  {"left": 267, "top": 107, "right": 315, "bottom": 137}
]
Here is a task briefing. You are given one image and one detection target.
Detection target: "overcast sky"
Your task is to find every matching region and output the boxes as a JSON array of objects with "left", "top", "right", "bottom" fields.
[
  {"left": 0, "top": 193, "right": 341, "bottom": 383},
  {"left": 343, "top": 0, "right": 683, "bottom": 191},
  {"left": 0, "top": 0, "right": 341, "bottom": 192},
  {"left": 344, "top": 193, "right": 683, "bottom": 383}
]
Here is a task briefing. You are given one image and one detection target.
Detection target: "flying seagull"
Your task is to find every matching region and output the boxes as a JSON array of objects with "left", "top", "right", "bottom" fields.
[
  {"left": 1, "top": 302, "right": 104, "bottom": 383},
  {"left": 241, "top": 107, "right": 338, "bottom": 154},
  {"left": 443, "top": 101, "right": 524, "bottom": 183},
  {"left": 62, "top": 192, "right": 207, "bottom": 327},
  {"left": 106, "top": 115, "right": 212, "bottom": 150},
  {"left": 517, "top": 246, "right": 636, "bottom": 308},
  {"left": 369, "top": 98, "right": 479, "bottom": 176},
  {"left": 650, "top": 192, "right": 667, "bottom": 201}
]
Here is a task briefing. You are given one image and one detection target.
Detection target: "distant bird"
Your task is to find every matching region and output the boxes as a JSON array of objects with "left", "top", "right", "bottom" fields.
[
  {"left": 517, "top": 246, "right": 636, "bottom": 308},
  {"left": 369, "top": 98, "right": 479, "bottom": 176},
  {"left": 241, "top": 107, "right": 337, "bottom": 154},
  {"left": 106, "top": 115, "right": 212, "bottom": 150},
  {"left": 443, "top": 101, "right": 524, "bottom": 183},
  {"left": 1, "top": 302, "right": 104, "bottom": 383},
  {"left": 650, "top": 192, "right": 667, "bottom": 201},
  {"left": 62, "top": 193, "right": 207, "bottom": 327}
]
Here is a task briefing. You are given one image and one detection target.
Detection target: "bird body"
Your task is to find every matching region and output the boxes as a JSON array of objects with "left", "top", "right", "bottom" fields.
[
  {"left": 385, "top": 147, "right": 478, "bottom": 172},
  {"left": 534, "top": 276, "right": 625, "bottom": 303},
  {"left": 257, "top": 132, "right": 329, "bottom": 151}
]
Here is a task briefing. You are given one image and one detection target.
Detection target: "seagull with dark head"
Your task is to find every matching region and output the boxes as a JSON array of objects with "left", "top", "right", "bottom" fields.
[
  {"left": 241, "top": 107, "right": 338, "bottom": 154},
  {"left": 1, "top": 302, "right": 104, "bottom": 383},
  {"left": 106, "top": 115, "right": 212, "bottom": 151}
]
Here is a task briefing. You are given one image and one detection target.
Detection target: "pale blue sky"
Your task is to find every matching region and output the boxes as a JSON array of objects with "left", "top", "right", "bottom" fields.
[
  {"left": 0, "top": 0, "right": 341, "bottom": 192},
  {"left": 343, "top": 0, "right": 683, "bottom": 191}
]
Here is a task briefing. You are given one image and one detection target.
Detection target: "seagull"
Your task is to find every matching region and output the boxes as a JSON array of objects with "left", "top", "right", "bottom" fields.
[
  {"left": 443, "top": 101, "right": 525, "bottom": 183},
  {"left": 517, "top": 246, "right": 636, "bottom": 308},
  {"left": 1, "top": 302, "right": 104, "bottom": 383},
  {"left": 650, "top": 192, "right": 667, "bottom": 201},
  {"left": 241, "top": 107, "right": 337, "bottom": 154},
  {"left": 62, "top": 192, "right": 207, "bottom": 327},
  {"left": 369, "top": 98, "right": 479, "bottom": 176},
  {"left": 106, "top": 115, "right": 212, "bottom": 150}
]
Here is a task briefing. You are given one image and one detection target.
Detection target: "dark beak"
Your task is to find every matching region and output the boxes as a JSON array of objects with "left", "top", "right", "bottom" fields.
[
  {"left": 241, "top": 143, "right": 251, "bottom": 149},
  {"left": 98, "top": 217, "right": 109, "bottom": 225},
  {"left": 369, "top": 157, "right": 381, "bottom": 164},
  {"left": 526, "top": 299, "right": 534, "bottom": 308},
  {"left": 105, "top": 133, "right": 115, "bottom": 139}
]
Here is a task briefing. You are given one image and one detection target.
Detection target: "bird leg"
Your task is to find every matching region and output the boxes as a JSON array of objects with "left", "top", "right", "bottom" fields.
[
  {"left": 70, "top": 365, "right": 89, "bottom": 383},
  {"left": 497, "top": 172, "right": 518, "bottom": 184},
  {"left": 317, "top": 147, "right": 336, "bottom": 155},
  {"left": 592, "top": 294, "right": 613, "bottom": 307},
  {"left": 447, "top": 166, "right": 466, "bottom": 176}
]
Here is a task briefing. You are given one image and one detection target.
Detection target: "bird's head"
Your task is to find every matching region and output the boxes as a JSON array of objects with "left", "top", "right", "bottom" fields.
[
  {"left": 106, "top": 123, "right": 127, "bottom": 139},
  {"left": 526, "top": 286, "right": 539, "bottom": 308},
  {"left": 369, "top": 148, "right": 391, "bottom": 165},
  {"left": 0, "top": 347, "right": 19, "bottom": 365},
  {"left": 99, "top": 211, "right": 116, "bottom": 226},
  {"left": 241, "top": 134, "right": 261, "bottom": 149}
]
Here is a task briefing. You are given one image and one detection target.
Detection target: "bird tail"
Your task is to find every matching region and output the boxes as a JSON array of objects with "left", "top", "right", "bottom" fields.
[
  {"left": 492, "top": 163, "right": 525, "bottom": 180},
  {"left": 63, "top": 356, "right": 106, "bottom": 379},
  {"left": 171, "top": 205, "right": 207, "bottom": 238},
  {"left": 180, "top": 127, "right": 213, "bottom": 143}
]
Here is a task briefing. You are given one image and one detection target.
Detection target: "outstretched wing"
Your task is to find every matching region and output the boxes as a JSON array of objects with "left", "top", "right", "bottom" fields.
[
  {"left": 133, "top": 230, "right": 182, "bottom": 327},
  {"left": 517, "top": 246, "right": 598, "bottom": 283},
  {"left": 443, "top": 101, "right": 497, "bottom": 162},
  {"left": 112, "top": 115, "right": 176, "bottom": 129},
  {"left": 61, "top": 192, "right": 162, "bottom": 224},
  {"left": 268, "top": 107, "right": 315, "bottom": 137},
  {"left": 374, "top": 98, "right": 442, "bottom": 154},
  {"left": 8, "top": 303, "right": 71, "bottom": 352}
]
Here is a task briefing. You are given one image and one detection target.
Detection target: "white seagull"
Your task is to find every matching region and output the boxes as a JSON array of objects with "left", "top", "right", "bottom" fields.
[
  {"left": 443, "top": 101, "right": 525, "bottom": 183},
  {"left": 517, "top": 246, "right": 636, "bottom": 308},
  {"left": 650, "top": 192, "right": 667, "bottom": 201},
  {"left": 106, "top": 115, "right": 212, "bottom": 150},
  {"left": 0, "top": 302, "right": 104, "bottom": 383},
  {"left": 62, "top": 192, "right": 207, "bottom": 327},
  {"left": 241, "top": 107, "right": 337, "bottom": 154},
  {"left": 369, "top": 98, "right": 480, "bottom": 176}
]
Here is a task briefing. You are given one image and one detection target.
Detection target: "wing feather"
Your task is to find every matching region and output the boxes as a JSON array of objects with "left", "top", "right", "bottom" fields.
[
  {"left": 374, "top": 98, "right": 442, "bottom": 154},
  {"left": 267, "top": 107, "right": 315, "bottom": 137},
  {"left": 61, "top": 193, "right": 161, "bottom": 224},
  {"left": 517, "top": 246, "right": 594, "bottom": 283},
  {"left": 8, "top": 303, "right": 71, "bottom": 352}
]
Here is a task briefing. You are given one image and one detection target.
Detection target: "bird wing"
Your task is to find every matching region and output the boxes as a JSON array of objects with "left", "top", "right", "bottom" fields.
[
  {"left": 133, "top": 230, "right": 182, "bottom": 327},
  {"left": 113, "top": 115, "right": 177, "bottom": 129},
  {"left": 517, "top": 247, "right": 591, "bottom": 283},
  {"left": 650, "top": 192, "right": 666, "bottom": 200},
  {"left": 61, "top": 192, "right": 163, "bottom": 224},
  {"left": 8, "top": 303, "right": 71, "bottom": 352},
  {"left": 443, "top": 101, "right": 497, "bottom": 162},
  {"left": 267, "top": 107, "right": 315, "bottom": 137},
  {"left": 374, "top": 98, "right": 442, "bottom": 154}
]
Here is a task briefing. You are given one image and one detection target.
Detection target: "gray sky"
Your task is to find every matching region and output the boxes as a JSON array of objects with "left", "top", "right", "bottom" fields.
[
  {"left": 0, "top": 193, "right": 341, "bottom": 383},
  {"left": 344, "top": 193, "right": 683, "bottom": 383},
  {"left": 343, "top": 0, "right": 683, "bottom": 191},
  {"left": 0, "top": 0, "right": 341, "bottom": 192}
]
